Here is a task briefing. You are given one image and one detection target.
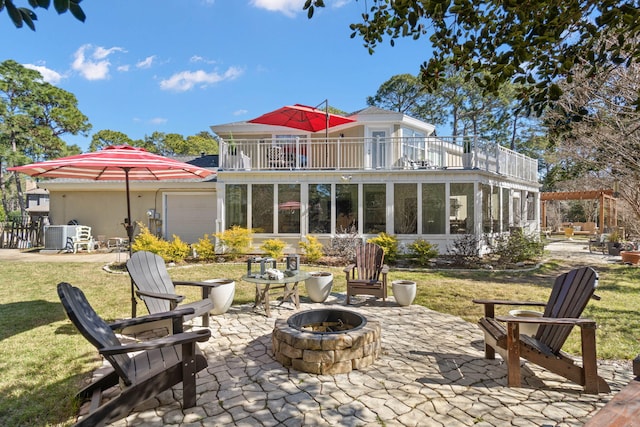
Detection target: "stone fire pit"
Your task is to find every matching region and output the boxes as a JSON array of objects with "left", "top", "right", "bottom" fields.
[{"left": 272, "top": 309, "right": 381, "bottom": 374}]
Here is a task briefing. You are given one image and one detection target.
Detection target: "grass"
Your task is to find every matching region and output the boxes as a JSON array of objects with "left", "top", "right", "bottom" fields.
[{"left": 0, "top": 258, "right": 639, "bottom": 426}]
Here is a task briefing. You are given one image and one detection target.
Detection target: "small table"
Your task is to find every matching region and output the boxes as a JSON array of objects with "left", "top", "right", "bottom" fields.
[{"left": 242, "top": 272, "right": 310, "bottom": 317}]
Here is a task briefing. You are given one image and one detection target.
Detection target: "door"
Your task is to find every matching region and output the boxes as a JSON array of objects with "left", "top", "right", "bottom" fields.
[
  {"left": 164, "top": 192, "right": 216, "bottom": 243},
  {"left": 367, "top": 129, "right": 387, "bottom": 169}
]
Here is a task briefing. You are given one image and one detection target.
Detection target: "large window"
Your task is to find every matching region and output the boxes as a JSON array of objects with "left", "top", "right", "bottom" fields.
[
  {"left": 422, "top": 183, "right": 445, "bottom": 234},
  {"left": 401, "top": 128, "right": 425, "bottom": 161},
  {"left": 336, "top": 184, "right": 358, "bottom": 233},
  {"left": 502, "top": 188, "right": 510, "bottom": 231},
  {"left": 394, "top": 183, "right": 417, "bottom": 234},
  {"left": 480, "top": 184, "right": 500, "bottom": 233},
  {"left": 252, "top": 184, "right": 273, "bottom": 233},
  {"left": 450, "top": 183, "right": 474, "bottom": 234},
  {"left": 225, "top": 184, "right": 247, "bottom": 228},
  {"left": 309, "top": 184, "right": 331, "bottom": 233},
  {"left": 278, "top": 184, "right": 300, "bottom": 233},
  {"left": 363, "top": 184, "right": 386, "bottom": 234}
]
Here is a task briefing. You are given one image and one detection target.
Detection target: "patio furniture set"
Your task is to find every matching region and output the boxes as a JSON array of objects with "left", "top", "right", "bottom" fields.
[{"left": 56, "top": 245, "right": 623, "bottom": 425}]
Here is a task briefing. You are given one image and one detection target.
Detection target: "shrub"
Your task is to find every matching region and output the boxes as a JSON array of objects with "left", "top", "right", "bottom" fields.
[
  {"left": 214, "top": 225, "right": 252, "bottom": 260},
  {"left": 325, "top": 230, "right": 361, "bottom": 263},
  {"left": 260, "top": 238, "right": 286, "bottom": 260},
  {"left": 131, "top": 223, "right": 170, "bottom": 255},
  {"left": 164, "top": 235, "right": 191, "bottom": 263},
  {"left": 192, "top": 234, "right": 216, "bottom": 261},
  {"left": 299, "top": 235, "right": 323, "bottom": 263},
  {"left": 489, "top": 229, "right": 545, "bottom": 264},
  {"left": 367, "top": 232, "right": 399, "bottom": 263},
  {"left": 408, "top": 239, "right": 439, "bottom": 266},
  {"left": 446, "top": 234, "right": 481, "bottom": 266}
]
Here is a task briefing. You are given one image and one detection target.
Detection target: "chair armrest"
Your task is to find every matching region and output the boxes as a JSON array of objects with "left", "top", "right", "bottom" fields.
[
  {"left": 173, "top": 281, "right": 221, "bottom": 299},
  {"left": 496, "top": 315, "right": 596, "bottom": 327},
  {"left": 381, "top": 264, "right": 389, "bottom": 274},
  {"left": 135, "top": 289, "right": 185, "bottom": 303},
  {"left": 109, "top": 307, "right": 195, "bottom": 330},
  {"left": 100, "top": 329, "right": 211, "bottom": 355},
  {"left": 343, "top": 264, "right": 355, "bottom": 274},
  {"left": 473, "top": 299, "right": 546, "bottom": 318},
  {"left": 473, "top": 299, "right": 547, "bottom": 306}
]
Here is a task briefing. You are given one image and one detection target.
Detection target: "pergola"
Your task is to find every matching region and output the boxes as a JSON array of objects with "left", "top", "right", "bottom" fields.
[{"left": 540, "top": 190, "right": 618, "bottom": 232}]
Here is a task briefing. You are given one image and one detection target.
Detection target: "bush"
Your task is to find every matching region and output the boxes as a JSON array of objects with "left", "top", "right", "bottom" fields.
[
  {"left": 367, "top": 232, "right": 399, "bottom": 263},
  {"left": 164, "top": 235, "right": 191, "bottom": 263},
  {"left": 260, "top": 238, "right": 286, "bottom": 260},
  {"left": 299, "top": 235, "right": 323, "bottom": 263},
  {"left": 408, "top": 239, "right": 439, "bottom": 266},
  {"left": 489, "top": 229, "right": 545, "bottom": 264},
  {"left": 446, "top": 234, "right": 481, "bottom": 266},
  {"left": 192, "top": 234, "right": 216, "bottom": 261},
  {"left": 325, "top": 231, "right": 361, "bottom": 263},
  {"left": 131, "top": 223, "right": 170, "bottom": 255},
  {"left": 214, "top": 225, "right": 252, "bottom": 260}
]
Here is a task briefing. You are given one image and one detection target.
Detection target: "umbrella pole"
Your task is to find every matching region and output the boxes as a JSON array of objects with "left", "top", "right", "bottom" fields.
[{"left": 124, "top": 168, "right": 137, "bottom": 318}]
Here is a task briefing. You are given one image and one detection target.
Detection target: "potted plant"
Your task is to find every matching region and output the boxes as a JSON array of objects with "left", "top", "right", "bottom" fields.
[
  {"left": 305, "top": 271, "right": 334, "bottom": 303},
  {"left": 607, "top": 230, "right": 622, "bottom": 256},
  {"left": 392, "top": 280, "right": 417, "bottom": 306},
  {"left": 204, "top": 278, "right": 236, "bottom": 315}
]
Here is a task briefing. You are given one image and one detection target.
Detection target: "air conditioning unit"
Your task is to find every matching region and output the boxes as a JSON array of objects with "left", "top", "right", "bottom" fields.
[{"left": 44, "top": 225, "right": 79, "bottom": 250}]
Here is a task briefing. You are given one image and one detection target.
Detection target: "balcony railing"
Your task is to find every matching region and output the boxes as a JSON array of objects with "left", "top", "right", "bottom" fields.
[{"left": 219, "top": 136, "right": 539, "bottom": 183}]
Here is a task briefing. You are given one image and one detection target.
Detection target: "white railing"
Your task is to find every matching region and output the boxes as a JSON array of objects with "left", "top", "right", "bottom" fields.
[{"left": 219, "top": 136, "right": 539, "bottom": 183}]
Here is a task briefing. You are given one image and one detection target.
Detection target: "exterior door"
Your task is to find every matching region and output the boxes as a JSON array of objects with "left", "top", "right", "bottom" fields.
[{"left": 367, "top": 130, "right": 387, "bottom": 169}]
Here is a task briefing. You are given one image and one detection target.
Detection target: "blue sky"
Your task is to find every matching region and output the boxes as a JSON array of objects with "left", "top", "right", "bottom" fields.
[{"left": 3, "top": 0, "right": 429, "bottom": 151}]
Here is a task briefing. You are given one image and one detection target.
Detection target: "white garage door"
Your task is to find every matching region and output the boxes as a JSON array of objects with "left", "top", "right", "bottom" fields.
[{"left": 164, "top": 192, "right": 216, "bottom": 243}]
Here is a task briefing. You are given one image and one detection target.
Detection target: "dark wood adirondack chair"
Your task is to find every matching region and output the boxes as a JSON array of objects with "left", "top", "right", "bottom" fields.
[
  {"left": 344, "top": 242, "right": 389, "bottom": 305},
  {"left": 57, "top": 282, "right": 211, "bottom": 427},
  {"left": 126, "top": 250, "right": 218, "bottom": 327},
  {"left": 473, "top": 266, "right": 610, "bottom": 394}
]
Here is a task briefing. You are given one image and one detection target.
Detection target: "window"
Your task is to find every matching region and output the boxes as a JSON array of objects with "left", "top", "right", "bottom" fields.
[
  {"left": 225, "top": 184, "right": 247, "bottom": 228},
  {"left": 422, "top": 183, "right": 445, "bottom": 234},
  {"left": 335, "top": 184, "right": 358, "bottom": 233},
  {"left": 278, "top": 184, "right": 300, "bottom": 234},
  {"left": 502, "top": 188, "right": 510, "bottom": 231},
  {"left": 309, "top": 184, "right": 331, "bottom": 233},
  {"left": 401, "top": 128, "right": 426, "bottom": 161},
  {"left": 450, "top": 183, "right": 474, "bottom": 234},
  {"left": 394, "top": 183, "right": 417, "bottom": 234},
  {"left": 363, "top": 184, "right": 386, "bottom": 234},
  {"left": 252, "top": 184, "right": 273, "bottom": 233},
  {"left": 480, "top": 184, "right": 499, "bottom": 233}
]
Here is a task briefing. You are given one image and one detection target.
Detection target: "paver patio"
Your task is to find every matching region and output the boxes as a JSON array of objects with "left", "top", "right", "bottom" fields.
[{"left": 97, "top": 292, "right": 633, "bottom": 427}]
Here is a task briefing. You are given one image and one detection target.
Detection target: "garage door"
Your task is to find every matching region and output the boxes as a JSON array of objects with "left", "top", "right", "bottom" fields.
[{"left": 164, "top": 192, "right": 216, "bottom": 243}]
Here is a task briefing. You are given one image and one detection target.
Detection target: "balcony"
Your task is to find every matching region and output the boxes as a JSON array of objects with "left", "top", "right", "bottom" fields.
[{"left": 219, "top": 136, "right": 539, "bottom": 184}]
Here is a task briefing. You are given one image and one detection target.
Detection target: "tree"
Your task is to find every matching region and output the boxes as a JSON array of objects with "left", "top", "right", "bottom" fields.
[
  {"left": 0, "top": 59, "right": 90, "bottom": 217},
  {"left": 305, "top": 0, "right": 640, "bottom": 115},
  {"left": 2, "top": 0, "right": 85, "bottom": 31},
  {"left": 544, "top": 35, "right": 640, "bottom": 229},
  {"left": 366, "top": 74, "right": 427, "bottom": 114},
  {"left": 88, "top": 129, "right": 137, "bottom": 152}
]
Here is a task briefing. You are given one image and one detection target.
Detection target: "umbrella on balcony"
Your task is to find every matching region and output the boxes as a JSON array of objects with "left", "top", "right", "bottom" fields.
[
  {"left": 248, "top": 102, "right": 354, "bottom": 134},
  {"left": 9, "top": 144, "right": 215, "bottom": 317}
]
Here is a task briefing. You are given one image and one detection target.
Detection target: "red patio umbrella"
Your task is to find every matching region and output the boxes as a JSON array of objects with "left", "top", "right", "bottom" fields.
[
  {"left": 248, "top": 103, "right": 355, "bottom": 133},
  {"left": 9, "top": 144, "right": 215, "bottom": 317}
]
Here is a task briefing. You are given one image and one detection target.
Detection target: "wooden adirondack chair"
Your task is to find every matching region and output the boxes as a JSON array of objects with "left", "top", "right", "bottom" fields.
[
  {"left": 57, "top": 282, "right": 211, "bottom": 427},
  {"left": 344, "top": 242, "right": 389, "bottom": 305},
  {"left": 126, "top": 251, "right": 218, "bottom": 327},
  {"left": 473, "top": 266, "right": 610, "bottom": 394}
]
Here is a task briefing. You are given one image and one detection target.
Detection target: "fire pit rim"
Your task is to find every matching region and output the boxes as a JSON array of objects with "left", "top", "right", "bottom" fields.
[{"left": 287, "top": 308, "right": 367, "bottom": 334}]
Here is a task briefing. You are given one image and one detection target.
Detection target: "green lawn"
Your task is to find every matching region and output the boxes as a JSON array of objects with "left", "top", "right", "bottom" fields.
[{"left": 0, "top": 259, "right": 638, "bottom": 426}]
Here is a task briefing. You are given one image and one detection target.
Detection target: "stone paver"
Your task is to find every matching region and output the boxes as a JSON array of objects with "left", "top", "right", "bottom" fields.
[{"left": 87, "top": 291, "right": 632, "bottom": 427}]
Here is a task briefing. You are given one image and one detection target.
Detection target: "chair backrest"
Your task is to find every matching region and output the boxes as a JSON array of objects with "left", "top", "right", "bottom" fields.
[
  {"left": 126, "top": 251, "right": 175, "bottom": 314},
  {"left": 355, "top": 243, "right": 385, "bottom": 282},
  {"left": 535, "top": 266, "right": 598, "bottom": 352},
  {"left": 57, "top": 282, "right": 133, "bottom": 384},
  {"left": 75, "top": 226, "right": 92, "bottom": 241}
]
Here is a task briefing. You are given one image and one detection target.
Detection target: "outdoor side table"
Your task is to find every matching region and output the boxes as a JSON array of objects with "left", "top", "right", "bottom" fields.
[{"left": 242, "top": 272, "right": 310, "bottom": 317}]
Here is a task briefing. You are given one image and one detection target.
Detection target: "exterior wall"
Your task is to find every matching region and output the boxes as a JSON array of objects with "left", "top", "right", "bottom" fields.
[{"left": 216, "top": 169, "right": 540, "bottom": 255}]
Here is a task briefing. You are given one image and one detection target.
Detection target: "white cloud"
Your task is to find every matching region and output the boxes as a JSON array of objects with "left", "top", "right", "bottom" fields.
[
  {"left": 117, "top": 65, "right": 130, "bottom": 72},
  {"left": 159, "top": 67, "right": 243, "bottom": 92},
  {"left": 190, "top": 55, "right": 216, "bottom": 64},
  {"left": 249, "top": 0, "right": 305, "bottom": 17},
  {"left": 23, "top": 63, "right": 64, "bottom": 84},
  {"left": 233, "top": 109, "right": 248, "bottom": 116},
  {"left": 149, "top": 117, "right": 168, "bottom": 125},
  {"left": 136, "top": 56, "right": 156, "bottom": 69},
  {"left": 72, "top": 44, "right": 126, "bottom": 80}
]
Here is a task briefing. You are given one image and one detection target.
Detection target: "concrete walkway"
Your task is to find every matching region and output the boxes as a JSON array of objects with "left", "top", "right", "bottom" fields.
[{"left": 103, "top": 298, "right": 632, "bottom": 426}]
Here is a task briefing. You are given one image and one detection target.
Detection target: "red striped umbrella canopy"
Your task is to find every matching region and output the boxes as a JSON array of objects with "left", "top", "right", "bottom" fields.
[
  {"left": 248, "top": 104, "right": 355, "bottom": 133},
  {"left": 9, "top": 144, "right": 215, "bottom": 317}
]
